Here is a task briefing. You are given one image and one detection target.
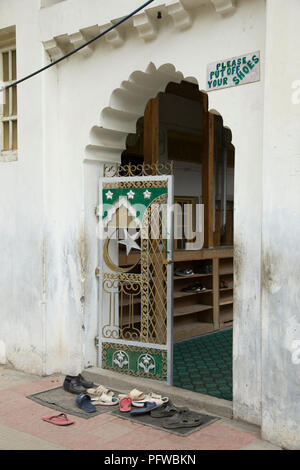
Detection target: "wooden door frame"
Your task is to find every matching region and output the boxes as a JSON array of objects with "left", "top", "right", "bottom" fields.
[{"left": 143, "top": 80, "right": 216, "bottom": 248}]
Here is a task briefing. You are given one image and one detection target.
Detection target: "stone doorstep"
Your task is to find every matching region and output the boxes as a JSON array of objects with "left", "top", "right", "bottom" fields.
[{"left": 83, "top": 367, "right": 233, "bottom": 420}]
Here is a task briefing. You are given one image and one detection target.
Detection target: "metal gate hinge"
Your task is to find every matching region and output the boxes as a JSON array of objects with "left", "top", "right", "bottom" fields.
[
  {"left": 95, "top": 267, "right": 100, "bottom": 277},
  {"left": 94, "top": 336, "right": 99, "bottom": 347},
  {"left": 94, "top": 206, "right": 99, "bottom": 217}
]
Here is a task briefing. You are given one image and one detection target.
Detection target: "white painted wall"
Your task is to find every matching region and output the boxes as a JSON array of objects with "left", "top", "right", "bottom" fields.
[
  {"left": 261, "top": 0, "right": 300, "bottom": 450},
  {"left": 1, "top": 0, "right": 266, "bottom": 384},
  {"left": 6, "top": 0, "right": 300, "bottom": 449},
  {"left": 38, "top": 1, "right": 266, "bottom": 412},
  {"left": 0, "top": 0, "right": 46, "bottom": 375}
]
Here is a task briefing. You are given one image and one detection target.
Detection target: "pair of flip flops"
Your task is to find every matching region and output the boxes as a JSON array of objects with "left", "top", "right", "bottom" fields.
[
  {"left": 118, "top": 389, "right": 169, "bottom": 414},
  {"left": 120, "top": 399, "right": 160, "bottom": 415},
  {"left": 119, "top": 389, "right": 169, "bottom": 411},
  {"left": 118, "top": 388, "right": 147, "bottom": 412}
]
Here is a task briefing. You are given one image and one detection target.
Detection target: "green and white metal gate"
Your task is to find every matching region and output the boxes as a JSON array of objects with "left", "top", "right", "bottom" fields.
[{"left": 97, "top": 163, "right": 174, "bottom": 384}]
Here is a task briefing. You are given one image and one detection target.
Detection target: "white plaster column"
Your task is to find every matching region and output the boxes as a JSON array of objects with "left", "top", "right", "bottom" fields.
[{"left": 261, "top": 0, "right": 300, "bottom": 450}]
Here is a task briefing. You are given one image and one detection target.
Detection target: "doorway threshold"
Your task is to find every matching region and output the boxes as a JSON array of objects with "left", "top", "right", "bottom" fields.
[
  {"left": 83, "top": 367, "right": 233, "bottom": 420},
  {"left": 174, "top": 327, "right": 233, "bottom": 401}
]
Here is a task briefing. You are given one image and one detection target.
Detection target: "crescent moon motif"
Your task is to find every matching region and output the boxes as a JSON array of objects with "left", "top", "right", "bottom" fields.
[{"left": 103, "top": 230, "right": 140, "bottom": 273}]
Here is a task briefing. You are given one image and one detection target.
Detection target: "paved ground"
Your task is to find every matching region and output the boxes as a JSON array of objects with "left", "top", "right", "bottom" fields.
[{"left": 0, "top": 365, "right": 280, "bottom": 451}]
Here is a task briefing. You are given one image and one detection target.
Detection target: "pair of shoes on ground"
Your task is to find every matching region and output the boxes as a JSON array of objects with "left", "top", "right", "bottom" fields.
[
  {"left": 75, "top": 386, "right": 119, "bottom": 413},
  {"left": 150, "top": 400, "right": 204, "bottom": 429},
  {"left": 63, "top": 373, "right": 94, "bottom": 395},
  {"left": 118, "top": 389, "right": 169, "bottom": 414},
  {"left": 118, "top": 389, "right": 203, "bottom": 429},
  {"left": 87, "top": 385, "right": 119, "bottom": 406},
  {"left": 75, "top": 385, "right": 120, "bottom": 413}
]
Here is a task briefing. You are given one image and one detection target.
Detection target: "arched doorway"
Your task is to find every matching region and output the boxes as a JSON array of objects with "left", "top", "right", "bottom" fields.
[
  {"left": 120, "top": 79, "right": 234, "bottom": 400},
  {"left": 90, "top": 64, "right": 234, "bottom": 401}
]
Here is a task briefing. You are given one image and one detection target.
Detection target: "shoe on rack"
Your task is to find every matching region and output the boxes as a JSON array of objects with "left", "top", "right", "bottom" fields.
[
  {"left": 196, "top": 264, "right": 212, "bottom": 274},
  {"left": 220, "top": 280, "right": 229, "bottom": 289},
  {"left": 174, "top": 268, "right": 194, "bottom": 277},
  {"left": 181, "top": 283, "right": 206, "bottom": 293}
]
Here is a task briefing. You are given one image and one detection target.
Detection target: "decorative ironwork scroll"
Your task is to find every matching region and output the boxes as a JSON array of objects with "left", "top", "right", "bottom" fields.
[{"left": 103, "top": 161, "right": 174, "bottom": 178}]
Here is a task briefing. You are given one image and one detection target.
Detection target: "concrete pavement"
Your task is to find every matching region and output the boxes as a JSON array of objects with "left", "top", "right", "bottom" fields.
[{"left": 0, "top": 365, "right": 281, "bottom": 451}]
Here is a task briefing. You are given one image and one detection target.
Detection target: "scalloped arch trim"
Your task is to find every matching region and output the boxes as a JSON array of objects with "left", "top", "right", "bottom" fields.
[{"left": 85, "top": 62, "right": 199, "bottom": 163}]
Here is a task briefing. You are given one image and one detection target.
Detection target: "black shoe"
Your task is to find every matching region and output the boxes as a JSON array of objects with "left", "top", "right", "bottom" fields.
[
  {"left": 76, "top": 374, "right": 94, "bottom": 389},
  {"left": 181, "top": 283, "right": 206, "bottom": 293},
  {"left": 63, "top": 377, "right": 87, "bottom": 395},
  {"left": 64, "top": 374, "right": 94, "bottom": 390},
  {"left": 196, "top": 264, "right": 212, "bottom": 274},
  {"left": 174, "top": 268, "right": 194, "bottom": 277}
]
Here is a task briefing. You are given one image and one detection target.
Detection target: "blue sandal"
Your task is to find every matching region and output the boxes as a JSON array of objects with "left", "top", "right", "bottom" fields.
[
  {"left": 76, "top": 393, "right": 97, "bottom": 413},
  {"left": 130, "top": 401, "right": 158, "bottom": 415}
]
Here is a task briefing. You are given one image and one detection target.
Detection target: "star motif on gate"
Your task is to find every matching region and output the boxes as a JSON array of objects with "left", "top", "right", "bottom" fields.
[
  {"left": 105, "top": 190, "right": 113, "bottom": 200},
  {"left": 143, "top": 190, "right": 152, "bottom": 199},
  {"left": 118, "top": 229, "right": 141, "bottom": 255},
  {"left": 127, "top": 190, "right": 135, "bottom": 200}
]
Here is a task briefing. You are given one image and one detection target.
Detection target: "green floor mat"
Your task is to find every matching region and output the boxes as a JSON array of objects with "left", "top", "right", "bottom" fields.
[{"left": 173, "top": 328, "right": 233, "bottom": 401}]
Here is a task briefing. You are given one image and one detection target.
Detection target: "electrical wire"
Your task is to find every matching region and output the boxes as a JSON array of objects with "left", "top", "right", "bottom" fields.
[{"left": 0, "top": 0, "right": 155, "bottom": 92}]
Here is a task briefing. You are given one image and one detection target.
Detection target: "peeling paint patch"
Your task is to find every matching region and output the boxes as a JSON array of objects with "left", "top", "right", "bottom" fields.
[
  {"left": 67, "top": 254, "right": 83, "bottom": 315},
  {"left": 233, "top": 240, "right": 246, "bottom": 282},
  {"left": 78, "top": 229, "right": 88, "bottom": 285},
  {"left": 262, "top": 251, "right": 282, "bottom": 294}
]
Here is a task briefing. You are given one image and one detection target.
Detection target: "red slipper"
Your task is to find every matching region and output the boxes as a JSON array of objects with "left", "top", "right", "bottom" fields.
[
  {"left": 120, "top": 397, "right": 132, "bottom": 412},
  {"left": 42, "top": 413, "right": 74, "bottom": 426}
]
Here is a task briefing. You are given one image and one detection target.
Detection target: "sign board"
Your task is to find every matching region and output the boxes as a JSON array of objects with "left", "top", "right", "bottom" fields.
[{"left": 207, "top": 51, "right": 260, "bottom": 92}]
